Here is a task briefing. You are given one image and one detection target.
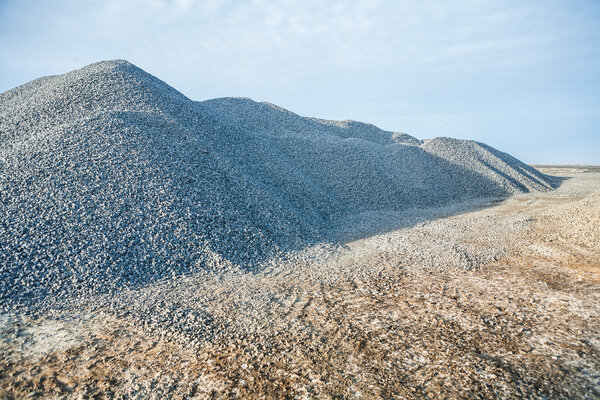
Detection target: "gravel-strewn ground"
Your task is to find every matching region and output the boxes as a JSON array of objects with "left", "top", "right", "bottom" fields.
[
  {"left": 1, "top": 168, "right": 599, "bottom": 399},
  {"left": 0, "top": 60, "right": 556, "bottom": 314}
]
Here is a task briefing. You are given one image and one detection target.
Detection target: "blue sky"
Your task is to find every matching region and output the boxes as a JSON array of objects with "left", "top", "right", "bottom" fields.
[{"left": 1, "top": 0, "right": 599, "bottom": 164}]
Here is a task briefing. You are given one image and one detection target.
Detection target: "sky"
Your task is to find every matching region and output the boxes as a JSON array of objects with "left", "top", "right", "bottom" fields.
[{"left": 1, "top": 0, "right": 599, "bottom": 164}]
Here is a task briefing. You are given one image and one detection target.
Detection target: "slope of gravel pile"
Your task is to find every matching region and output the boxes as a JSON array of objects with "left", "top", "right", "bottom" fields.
[
  {"left": 197, "top": 97, "right": 422, "bottom": 146},
  {"left": 421, "top": 137, "right": 558, "bottom": 194},
  {"left": 0, "top": 60, "right": 556, "bottom": 313}
]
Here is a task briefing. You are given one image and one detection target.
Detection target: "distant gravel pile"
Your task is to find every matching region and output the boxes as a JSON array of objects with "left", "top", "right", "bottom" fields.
[{"left": 0, "top": 60, "right": 556, "bottom": 312}]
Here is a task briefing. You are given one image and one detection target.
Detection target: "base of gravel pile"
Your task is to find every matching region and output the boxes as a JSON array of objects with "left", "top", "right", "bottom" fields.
[{"left": 0, "top": 169, "right": 598, "bottom": 399}]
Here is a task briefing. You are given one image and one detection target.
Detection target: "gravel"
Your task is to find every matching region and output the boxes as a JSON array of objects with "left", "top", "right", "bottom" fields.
[
  {"left": 2, "top": 170, "right": 598, "bottom": 399},
  {"left": 0, "top": 60, "right": 557, "bottom": 313}
]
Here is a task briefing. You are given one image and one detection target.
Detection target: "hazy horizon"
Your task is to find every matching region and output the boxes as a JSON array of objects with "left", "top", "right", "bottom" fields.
[{"left": 1, "top": 0, "right": 599, "bottom": 164}]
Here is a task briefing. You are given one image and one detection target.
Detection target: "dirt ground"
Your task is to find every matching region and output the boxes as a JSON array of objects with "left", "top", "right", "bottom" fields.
[{"left": 1, "top": 168, "right": 599, "bottom": 399}]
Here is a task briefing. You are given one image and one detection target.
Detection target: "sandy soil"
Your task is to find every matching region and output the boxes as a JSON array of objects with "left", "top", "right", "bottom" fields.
[{"left": 1, "top": 169, "right": 599, "bottom": 399}]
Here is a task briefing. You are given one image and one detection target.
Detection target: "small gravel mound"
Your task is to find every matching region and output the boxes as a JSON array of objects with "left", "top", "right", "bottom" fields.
[{"left": 0, "top": 60, "right": 557, "bottom": 312}]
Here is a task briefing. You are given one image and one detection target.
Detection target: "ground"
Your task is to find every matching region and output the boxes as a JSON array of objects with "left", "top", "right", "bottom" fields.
[{"left": 1, "top": 167, "right": 599, "bottom": 399}]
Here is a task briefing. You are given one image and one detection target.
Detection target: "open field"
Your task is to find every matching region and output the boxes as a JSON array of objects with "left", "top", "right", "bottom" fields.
[
  {"left": 532, "top": 165, "right": 600, "bottom": 174},
  {"left": 1, "top": 168, "right": 599, "bottom": 399}
]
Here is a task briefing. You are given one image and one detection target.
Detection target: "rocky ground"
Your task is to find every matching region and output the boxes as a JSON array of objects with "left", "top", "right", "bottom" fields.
[{"left": 1, "top": 167, "right": 599, "bottom": 399}]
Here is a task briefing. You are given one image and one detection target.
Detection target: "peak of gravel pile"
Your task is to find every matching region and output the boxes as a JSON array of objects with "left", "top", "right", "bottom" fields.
[
  {"left": 0, "top": 60, "right": 557, "bottom": 312},
  {"left": 197, "top": 97, "right": 422, "bottom": 146}
]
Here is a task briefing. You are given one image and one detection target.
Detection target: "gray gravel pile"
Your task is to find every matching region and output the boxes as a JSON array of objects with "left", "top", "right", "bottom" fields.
[
  {"left": 198, "top": 97, "right": 421, "bottom": 146},
  {"left": 421, "top": 137, "right": 559, "bottom": 194},
  {"left": 0, "top": 60, "right": 556, "bottom": 312}
]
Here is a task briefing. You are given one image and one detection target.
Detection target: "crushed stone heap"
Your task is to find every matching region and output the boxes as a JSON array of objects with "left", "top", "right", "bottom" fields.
[{"left": 0, "top": 60, "right": 557, "bottom": 311}]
